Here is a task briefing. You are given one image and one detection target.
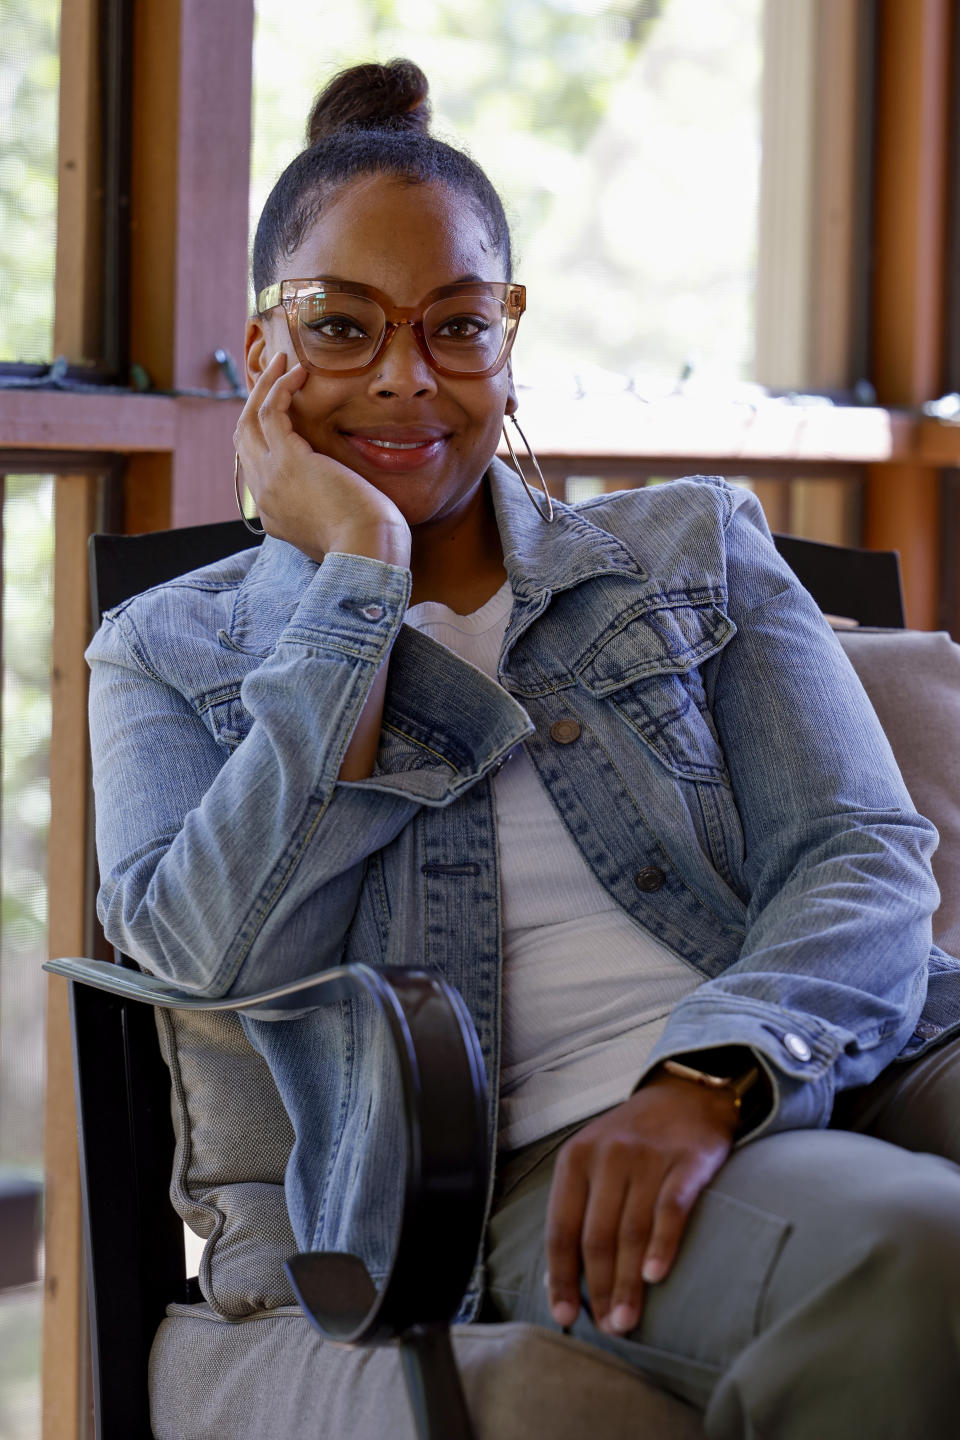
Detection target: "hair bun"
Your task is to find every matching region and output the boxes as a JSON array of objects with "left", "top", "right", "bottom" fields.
[{"left": 307, "top": 59, "right": 431, "bottom": 145}]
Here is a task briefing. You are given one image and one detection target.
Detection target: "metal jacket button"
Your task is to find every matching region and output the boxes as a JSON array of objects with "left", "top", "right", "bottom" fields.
[
  {"left": 634, "top": 866, "right": 666, "bottom": 892},
  {"left": 914, "top": 1020, "right": 942, "bottom": 1040},
  {"left": 360, "top": 603, "right": 385, "bottom": 621},
  {"left": 550, "top": 719, "right": 581, "bottom": 744},
  {"left": 783, "top": 1033, "right": 812, "bottom": 1061}
]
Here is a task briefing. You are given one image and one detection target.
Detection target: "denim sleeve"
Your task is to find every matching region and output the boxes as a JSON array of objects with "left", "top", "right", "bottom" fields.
[
  {"left": 89, "top": 552, "right": 420, "bottom": 998},
  {"left": 648, "top": 485, "right": 939, "bottom": 1136}
]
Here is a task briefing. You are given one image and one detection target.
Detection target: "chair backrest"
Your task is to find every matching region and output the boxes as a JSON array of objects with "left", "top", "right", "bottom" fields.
[
  {"left": 72, "top": 515, "right": 904, "bottom": 1439},
  {"left": 771, "top": 533, "right": 904, "bottom": 628},
  {"left": 76, "top": 520, "right": 264, "bottom": 1439}
]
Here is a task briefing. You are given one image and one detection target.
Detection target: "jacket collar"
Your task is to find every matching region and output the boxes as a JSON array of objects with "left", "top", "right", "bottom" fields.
[{"left": 487, "top": 457, "right": 647, "bottom": 599}]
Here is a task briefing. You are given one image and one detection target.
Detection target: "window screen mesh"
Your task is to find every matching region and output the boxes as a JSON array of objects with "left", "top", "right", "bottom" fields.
[{"left": 0, "top": 0, "right": 61, "bottom": 364}]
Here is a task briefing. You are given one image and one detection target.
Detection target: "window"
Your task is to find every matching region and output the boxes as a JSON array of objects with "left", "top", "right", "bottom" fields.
[
  {"left": 252, "top": 0, "right": 767, "bottom": 394},
  {"left": 0, "top": 474, "right": 53, "bottom": 1440},
  {"left": 0, "top": 0, "right": 61, "bottom": 365}
]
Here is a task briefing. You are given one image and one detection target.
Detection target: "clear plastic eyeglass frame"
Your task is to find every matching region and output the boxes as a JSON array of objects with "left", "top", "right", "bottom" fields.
[{"left": 255, "top": 277, "right": 526, "bottom": 379}]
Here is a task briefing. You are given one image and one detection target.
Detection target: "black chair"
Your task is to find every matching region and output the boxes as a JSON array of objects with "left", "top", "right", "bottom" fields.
[
  {"left": 45, "top": 517, "right": 904, "bottom": 1440},
  {"left": 49, "top": 519, "right": 489, "bottom": 1440}
]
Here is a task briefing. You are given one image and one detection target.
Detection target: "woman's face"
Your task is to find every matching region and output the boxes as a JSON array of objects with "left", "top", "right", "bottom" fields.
[{"left": 245, "top": 175, "right": 516, "bottom": 534}]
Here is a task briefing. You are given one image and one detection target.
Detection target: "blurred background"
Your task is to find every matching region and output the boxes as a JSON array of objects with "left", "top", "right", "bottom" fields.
[{"left": 1, "top": 1, "right": 958, "bottom": 1434}]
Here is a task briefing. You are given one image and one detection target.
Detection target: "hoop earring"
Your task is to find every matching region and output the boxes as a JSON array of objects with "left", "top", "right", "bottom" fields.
[
  {"left": 502, "top": 414, "right": 554, "bottom": 523},
  {"left": 234, "top": 452, "right": 266, "bottom": 536}
]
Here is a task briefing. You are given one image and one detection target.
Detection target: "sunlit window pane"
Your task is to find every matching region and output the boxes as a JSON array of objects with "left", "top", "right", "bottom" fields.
[
  {"left": 0, "top": 474, "right": 53, "bottom": 1440},
  {"left": 251, "top": 0, "right": 763, "bottom": 393},
  {"left": 0, "top": 0, "right": 61, "bottom": 364}
]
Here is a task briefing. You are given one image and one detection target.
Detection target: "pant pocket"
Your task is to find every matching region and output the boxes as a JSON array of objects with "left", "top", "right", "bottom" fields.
[{"left": 635, "top": 1187, "right": 791, "bottom": 1372}]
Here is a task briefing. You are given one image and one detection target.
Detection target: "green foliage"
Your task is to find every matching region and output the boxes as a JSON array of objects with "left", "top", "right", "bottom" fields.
[{"left": 0, "top": 0, "right": 61, "bottom": 362}]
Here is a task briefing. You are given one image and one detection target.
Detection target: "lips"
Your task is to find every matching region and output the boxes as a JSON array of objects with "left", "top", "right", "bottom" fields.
[{"left": 340, "top": 426, "right": 450, "bottom": 472}]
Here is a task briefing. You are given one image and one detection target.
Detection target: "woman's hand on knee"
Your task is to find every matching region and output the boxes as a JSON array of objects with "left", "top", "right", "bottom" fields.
[
  {"left": 235, "top": 352, "right": 411, "bottom": 566},
  {"left": 544, "top": 1076, "right": 738, "bottom": 1336}
]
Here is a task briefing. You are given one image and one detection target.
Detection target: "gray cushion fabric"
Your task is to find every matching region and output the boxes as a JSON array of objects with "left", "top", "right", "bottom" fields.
[
  {"left": 150, "top": 1305, "right": 706, "bottom": 1440},
  {"left": 156, "top": 1007, "right": 297, "bottom": 1313},
  {"left": 837, "top": 629, "right": 960, "bottom": 957}
]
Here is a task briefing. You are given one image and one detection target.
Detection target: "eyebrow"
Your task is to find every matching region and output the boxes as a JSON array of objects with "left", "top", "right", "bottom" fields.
[{"left": 314, "top": 272, "right": 487, "bottom": 286}]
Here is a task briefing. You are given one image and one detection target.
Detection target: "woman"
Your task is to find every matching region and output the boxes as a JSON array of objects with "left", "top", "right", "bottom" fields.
[{"left": 89, "top": 59, "right": 960, "bottom": 1436}]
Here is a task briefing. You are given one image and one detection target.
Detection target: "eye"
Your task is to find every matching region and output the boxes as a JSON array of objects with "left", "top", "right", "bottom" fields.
[
  {"left": 432, "top": 313, "right": 490, "bottom": 341},
  {"left": 301, "top": 313, "right": 369, "bottom": 342}
]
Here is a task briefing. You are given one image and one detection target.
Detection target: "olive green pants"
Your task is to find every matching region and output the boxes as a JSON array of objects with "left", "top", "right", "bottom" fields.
[{"left": 484, "top": 1037, "right": 960, "bottom": 1439}]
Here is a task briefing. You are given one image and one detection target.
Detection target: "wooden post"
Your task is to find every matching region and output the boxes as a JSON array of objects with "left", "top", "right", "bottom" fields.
[
  {"left": 865, "top": 0, "right": 953, "bottom": 628},
  {"left": 43, "top": 3, "right": 103, "bottom": 1433},
  {"left": 42, "top": 2, "right": 254, "bottom": 1433},
  {"left": 43, "top": 476, "right": 99, "bottom": 1440},
  {"left": 126, "top": 0, "right": 252, "bottom": 531},
  {"left": 53, "top": 0, "right": 102, "bottom": 366}
]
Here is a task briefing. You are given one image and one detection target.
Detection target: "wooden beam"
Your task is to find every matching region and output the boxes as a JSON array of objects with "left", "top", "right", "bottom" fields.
[
  {"left": 0, "top": 391, "right": 179, "bottom": 451},
  {"left": 44, "top": 4, "right": 105, "bottom": 1429},
  {"left": 125, "top": 0, "right": 253, "bottom": 531},
  {"left": 870, "top": 0, "right": 951, "bottom": 405},
  {"left": 43, "top": 475, "right": 99, "bottom": 1440},
  {"left": 864, "top": 464, "right": 941, "bottom": 625},
  {"left": 7, "top": 389, "right": 951, "bottom": 468},
  {"left": 509, "top": 394, "right": 912, "bottom": 464},
  {"left": 916, "top": 417, "right": 960, "bottom": 466},
  {"left": 53, "top": 0, "right": 102, "bottom": 364},
  {"left": 808, "top": 0, "right": 863, "bottom": 391},
  {"left": 865, "top": 0, "right": 953, "bottom": 627}
]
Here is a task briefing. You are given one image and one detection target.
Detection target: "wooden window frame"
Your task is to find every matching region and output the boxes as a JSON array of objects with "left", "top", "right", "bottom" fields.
[{"left": 0, "top": 0, "right": 951, "bottom": 1433}]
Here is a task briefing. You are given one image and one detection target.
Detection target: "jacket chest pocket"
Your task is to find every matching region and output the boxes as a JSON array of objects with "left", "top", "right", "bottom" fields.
[
  {"left": 576, "top": 601, "right": 735, "bottom": 784},
  {"left": 604, "top": 669, "right": 730, "bottom": 782}
]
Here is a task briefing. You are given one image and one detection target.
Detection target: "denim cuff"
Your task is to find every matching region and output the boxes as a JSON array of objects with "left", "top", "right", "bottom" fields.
[
  {"left": 641, "top": 997, "right": 839, "bottom": 1138},
  {"left": 280, "top": 551, "right": 412, "bottom": 662}
]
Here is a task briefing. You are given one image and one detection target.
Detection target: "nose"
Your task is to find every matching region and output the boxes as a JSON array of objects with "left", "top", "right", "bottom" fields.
[{"left": 366, "top": 323, "right": 438, "bottom": 400}]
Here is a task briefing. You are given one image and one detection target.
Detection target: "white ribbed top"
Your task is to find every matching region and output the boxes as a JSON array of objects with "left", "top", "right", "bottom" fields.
[{"left": 405, "top": 581, "right": 701, "bottom": 1149}]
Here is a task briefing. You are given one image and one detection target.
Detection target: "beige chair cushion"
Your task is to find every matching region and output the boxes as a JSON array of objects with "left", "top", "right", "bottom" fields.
[
  {"left": 158, "top": 625, "right": 960, "bottom": 1322},
  {"left": 150, "top": 1305, "right": 706, "bottom": 1440},
  {"left": 837, "top": 628, "right": 960, "bottom": 956}
]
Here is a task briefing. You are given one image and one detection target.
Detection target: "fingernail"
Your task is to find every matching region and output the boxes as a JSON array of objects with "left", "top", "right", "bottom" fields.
[
  {"left": 609, "top": 1304, "right": 638, "bottom": 1333},
  {"left": 642, "top": 1257, "right": 666, "bottom": 1284},
  {"left": 551, "top": 1300, "right": 578, "bottom": 1328}
]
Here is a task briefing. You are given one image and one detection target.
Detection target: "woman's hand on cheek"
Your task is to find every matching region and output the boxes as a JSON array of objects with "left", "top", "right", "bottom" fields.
[
  {"left": 235, "top": 352, "right": 411, "bottom": 568},
  {"left": 544, "top": 1076, "right": 737, "bottom": 1337}
]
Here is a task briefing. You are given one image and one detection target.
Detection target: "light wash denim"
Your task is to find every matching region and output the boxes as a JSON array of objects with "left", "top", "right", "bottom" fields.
[{"left": 88, "top": 460, "right": 960, "bottom": 1317}]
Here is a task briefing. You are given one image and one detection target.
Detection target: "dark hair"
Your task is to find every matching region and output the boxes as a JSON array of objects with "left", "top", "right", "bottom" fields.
[{"left": 252, "top": 59, "right": 512, "bottom": 298}]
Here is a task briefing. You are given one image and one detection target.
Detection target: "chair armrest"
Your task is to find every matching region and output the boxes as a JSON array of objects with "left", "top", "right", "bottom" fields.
[
  {"left": 44, "top": 954, "right": 404, "bottom": 1013},
  {"left": 45, "top": 954, "right": 491, "bottom": 1342}
]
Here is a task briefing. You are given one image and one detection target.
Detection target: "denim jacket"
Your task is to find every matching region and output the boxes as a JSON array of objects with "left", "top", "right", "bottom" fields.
[{"left": 88, "top": 461, "right": 960, "bottom": 1305}]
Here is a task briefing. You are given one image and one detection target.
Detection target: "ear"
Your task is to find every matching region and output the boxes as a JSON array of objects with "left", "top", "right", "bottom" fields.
[
  {"left": 505, "top": 358, "right": 519, "bottom": 416},
  {"left": 244, "top": 316, "right": 270, "bottom": 391}
]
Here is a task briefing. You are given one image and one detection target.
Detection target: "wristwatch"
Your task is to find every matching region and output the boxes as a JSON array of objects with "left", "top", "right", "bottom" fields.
[{"left": 657, "top": 1046, "right": 769, "bottom": 1134}]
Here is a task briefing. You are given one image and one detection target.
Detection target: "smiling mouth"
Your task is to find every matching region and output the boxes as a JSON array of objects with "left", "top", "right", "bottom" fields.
[
  {"left": 363, "top": 438, "right": 431, "bottom": 451},
  {"left": 341, "top": 429, "right": 449, "bottom": 472}
]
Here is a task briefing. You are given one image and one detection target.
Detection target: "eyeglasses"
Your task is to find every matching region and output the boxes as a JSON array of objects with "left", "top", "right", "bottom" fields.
[{"left": 255, "top": 278, "right": 525, "bottom": 379}]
